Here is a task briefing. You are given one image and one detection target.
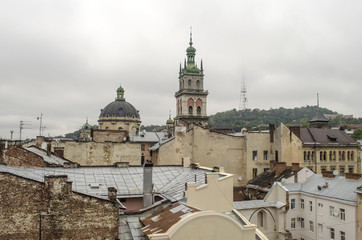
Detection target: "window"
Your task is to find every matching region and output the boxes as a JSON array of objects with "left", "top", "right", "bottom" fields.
[
  {"left": 252, "top": 168, "right": 258, "bottom": 178},
  {"left": 347, "top": 151, "right": 350, "bottom": 160},
  {"left": 330, "top": 166, "right": 336, "bottom": 171},
  {"left": 263, "top": 150, "right": 268, "bottom": 160},
  {"left": 304, "top": 151, "right": 307, "bottom": 161},
  {"left": 324, "top": 151, "right": 327, "bottom": 161},
  {"left": 321, "top": 166, "right": 327, "bottom": 172},
  {"left": 348, "top": 166, "right": 354, "bottom": 173},
  {"left": 300, "top": 218, "right": 305, "bottom": 228},
  {"left": 188, "top": 106, "right": 193, "bottom": 115},
  {"left": 340, "top": 208, "right": 345, "bottom": 221},
  {"left": 339, "top": 151, "right": 341, "bottom": 160},
  {"left": 329, "top": 151, "right": 332, "bottom": 161},
  {"left": 330, "top": 228, "right": 335, "bottom": 239},
  {"left": 196, "top": 80, "right": 200, "bottom": 88},
  {"left": 309, "top": 201, "right": 313, "bottom": 211},
  {"left": 291, "top": 218, "right": 296, "bottom": 228},
  {"left": 290, "top": 199, "right": 296, "bottom": 209},
  {"left": 197, "top": 106, "right": 201, "bottom": 115},
  {"left": 351, "top": 151, "right": 354, "bottom": 160},
  {"left": 340, "top": 167, "right": 345, "bottom": 176},
  {"left": 188, "top": 79, "right": 191, "bottom": 86},
  {"left": 318, "top": 223, "right": 323, "bottom": 236},
  {"left": 275, "top": 151, "right": 279, "bottom": 162},
  {"left": 252, "top": 151, "right": 258, "bottom": 161},
  {"left": 320, "top": 151, "right": 323, "bottom": 161},
  {"left": 309, "top": 221, "right": 314, "bottom": 232},
  {"left": 333, "top": 151, "right": 336, "bottom": 160},
  {"left": 307, "top": 151, "right": 310, "bottom": 160},
  {"left": 330, "top": 206, "right": 335, "bottom": 217},
  {"left": 318, "top": 202, "right": 323, "bottom": 208},
  {"left": 301, "top": 199, "right": 305, "bottom": 209},
  {"left": 141, "top": 144, "right": 145, "bottom": 151},
  {"left": 342, "top": 151, "right": 345, "bottom": 161},
  {"left": 340, "top": 231, "right": 345, "bottom": 240}
]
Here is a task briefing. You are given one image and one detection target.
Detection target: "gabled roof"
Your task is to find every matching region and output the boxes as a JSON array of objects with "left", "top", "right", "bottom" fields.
[
  {"left": 26, "top": 146, "right": 71, "bottom": 166},
  {"left": 0, "top": 165, "right": 214, "bottom": 202},
  {"left": 247, "top": 167, "right": 296, "bottom": 189},
  {"left": 300, "top": 127, "right": 357, "bottom": 144},
  {"left": 283, "top": 174, "right": 362, "bottom": 203}
]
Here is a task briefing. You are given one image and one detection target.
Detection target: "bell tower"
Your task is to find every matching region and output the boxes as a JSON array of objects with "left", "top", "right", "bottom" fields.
[{"left": 174, "top": 31, "right": 209, "bottom": 128}]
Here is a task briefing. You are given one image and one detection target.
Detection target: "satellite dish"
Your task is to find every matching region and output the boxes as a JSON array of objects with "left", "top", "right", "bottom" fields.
[
  {"left": 237, "top": 176, "right": 242, "bottom": 181},
  {"left": 41, "top": 142, "right": 47, "bottom": 150},
  {"left": 333, "top": 170, "right": 338, "bottom": 176},
  {"left": 333, "top": 209, "right": 339, "bottom": 217}
]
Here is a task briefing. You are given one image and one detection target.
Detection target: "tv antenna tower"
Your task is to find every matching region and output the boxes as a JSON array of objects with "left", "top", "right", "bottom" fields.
[
  {"left": 239, "top": 77, "right": 248, "bottom": 111},
  {"left": 19, "top": 120, "right": 31, "bottom": 141}
]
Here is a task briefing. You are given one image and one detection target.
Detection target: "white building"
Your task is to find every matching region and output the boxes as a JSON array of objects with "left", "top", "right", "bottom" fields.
[{"left": 282, "top": 172, "right": 362, "bottom": 240}]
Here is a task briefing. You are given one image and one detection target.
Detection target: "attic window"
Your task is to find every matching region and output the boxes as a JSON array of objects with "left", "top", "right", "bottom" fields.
[{"left": 327, "top": 134, "right": 337, "bottom": 141}]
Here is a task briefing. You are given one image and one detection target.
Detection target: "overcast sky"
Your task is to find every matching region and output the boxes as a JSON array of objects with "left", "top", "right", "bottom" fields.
[{"left": 1, "top": 0, "right": 362, "bottom": 139}]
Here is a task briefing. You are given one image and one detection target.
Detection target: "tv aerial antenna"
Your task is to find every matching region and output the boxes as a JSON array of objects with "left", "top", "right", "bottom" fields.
[{"left": 19, "top": 120, "right": 31, "bottom": 141}]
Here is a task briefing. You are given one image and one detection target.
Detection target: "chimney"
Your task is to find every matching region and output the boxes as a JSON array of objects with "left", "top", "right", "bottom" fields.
[
  {"left": 108, "top": 187, "right": 117, "bottom": 202},
  {"left": 44, "top": 175, "right": 71, "bottom": 200},
  {"left": 270, "top": 160, "right": 276, "bottom": 170},
  {"left": 275, "top": 162, "right": 287, "bottom": 175},
  {"left": 143, "top": 163, "right": 154, "bottom": 208},
  {"left": 322, "top": 171, "right": 335, "bottom": 178},
  {"left": 290, "top": 126, "right": 301, "bottom": 139},
  {"left": 53, "top": 147, "right": 64, "bottom": 158},
  {"left": 292, "top": 163, "right": 300, "bottom": 172},
  {"left": 269, "top": 124, "right": 275, "bottom": 143},
  {"left": 46, "top": 143, "right": 51, "bottom": 157},
  {"left": 345, "top": 172, "right": 361, "bottom": 180},
  {"left": 292, "top": 163, "right": 300, "bottom": 183}
]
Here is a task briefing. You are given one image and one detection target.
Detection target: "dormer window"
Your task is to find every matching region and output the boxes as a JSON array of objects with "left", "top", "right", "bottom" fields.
[{"left": 327, "top": 134, "right": 337, "bottom": 141}]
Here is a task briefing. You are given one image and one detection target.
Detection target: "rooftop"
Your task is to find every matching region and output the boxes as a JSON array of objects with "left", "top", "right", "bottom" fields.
[
  {"left": 283, "top": 174, "right": 362, "bottom": 203},
  {"left": 300, "top": 127, "right": 358, "bottom": 144},
  {"left": 0, "top": 165, "right": 215, "bottom": 201}
]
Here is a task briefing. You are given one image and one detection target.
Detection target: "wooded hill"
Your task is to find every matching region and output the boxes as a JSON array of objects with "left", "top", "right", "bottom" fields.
[{"left": 208, "top": 106, "right": 362, "bottom": 132}]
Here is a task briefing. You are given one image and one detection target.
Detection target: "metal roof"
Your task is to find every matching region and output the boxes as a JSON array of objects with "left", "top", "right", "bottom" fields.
[
  {"left": 300, "top": 127, "right": 357, "bottom": 144},
  {"left": 283, "top": 174, "right": 362, "bottom": 203},
  {"left": 0, "top": 165, "right": 211, "bottom": 202},
  {"left": 129, "top": 132, "right": 166, "bottom": 143},
  {"left": 26, "top": 146, "right": 70, "bottom": 166}
]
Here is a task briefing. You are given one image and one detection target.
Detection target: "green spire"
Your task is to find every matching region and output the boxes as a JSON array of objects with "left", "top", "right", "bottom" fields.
[
  {"left": 180, "top": 28, "right": 203, "bottom": 77},
  {"left": 116, "top": 85, "right": 125, "bottom": 101}
]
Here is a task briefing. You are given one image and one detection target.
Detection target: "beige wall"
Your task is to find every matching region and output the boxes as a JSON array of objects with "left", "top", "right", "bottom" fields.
[
  {"left": 185, "top": 172, "right": 234, "bottom": 212},
  {"left": 149, "top": 212, "right": 258, "bottom": 240},
  {"left": 154, "top": 126, "right": 246, "bottom": 186},
  {"left": 357, "top": 191, "right": 362, "bottom": 240}
]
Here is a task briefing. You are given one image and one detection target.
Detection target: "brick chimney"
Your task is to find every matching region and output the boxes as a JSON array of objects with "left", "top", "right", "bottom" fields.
[
  {"left": 270, "top": 160, "right": 276, "bottom": 170},
  {"left": 269, "top": 124, "right": 275, "bottom": 143},
  {"left": 108, "top": 187, "right": 117, "bottom": 202},
  {"left": 143, "top": 163, "right": 154, "bottom": 208},
  {"left": 322, "top": 171, "right": 335, "bottom": 178},
  {"left": 275, "top": 162, "right": 287, "bottom": 175},
  {"left": 46, "top": 143, "right": 51, "bottom": 157},
  {"left": 44, "top": 175, "right": 71, "bottom": 200},
  {"left": 292, "top": 163, "right": 300, "bottom": 172},
  {"left": 345, "top": 172, "right": 361, "bottom": 180},
  {"left": 289, "top": 126, "right": 301, "bottom": 139}
]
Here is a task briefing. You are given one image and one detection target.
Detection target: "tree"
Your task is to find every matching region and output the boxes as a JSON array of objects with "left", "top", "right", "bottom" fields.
[{"left": 351, "top": 128, "right": 362, "bottom": 140}]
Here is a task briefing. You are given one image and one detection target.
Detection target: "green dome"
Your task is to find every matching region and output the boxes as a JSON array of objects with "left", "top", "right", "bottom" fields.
[
  {"left": 82, "top": 122, "right": 92, "bottom": 130},
  {"left": 166, "top": 118, "right": 174, "bottom": 124},
  {"left": 186, "top": 45, "right": 196, "bottom": 53}
]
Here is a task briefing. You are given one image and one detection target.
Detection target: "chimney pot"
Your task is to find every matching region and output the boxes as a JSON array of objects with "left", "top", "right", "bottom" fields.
[
  {"left": 270, "top": 160, "right": 276, "bottom": 170},
  {"left": 345, "top": 172, "right": 361, "bottom": 180},
  {"left": 108, "top": 187, "right": 117, "bottom": 202},
  {"left": 322, "top": 171, "right": 335, "bottom": 178},
  {"left": 143, "top": 163, "right": 153, "bottom": 208},
  {"left": 292, "top": 163, "right": 300, "bottom": 172}
]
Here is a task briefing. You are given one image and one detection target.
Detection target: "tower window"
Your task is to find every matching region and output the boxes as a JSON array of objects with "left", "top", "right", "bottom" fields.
[
  {"left": 197, "top": 106, "right": 201, "bottom": 115},
  {"left": 188, "top": 79, "right": 192, "bottom": 87},
  {"left": 188, "top": 106, "right": 193, "bottom": 115},
  {"left": 196, "top": 80, "right": 200, "bottom": 88}
]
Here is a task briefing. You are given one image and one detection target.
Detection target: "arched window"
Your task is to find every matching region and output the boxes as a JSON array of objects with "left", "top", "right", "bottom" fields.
[
  {"left": 197, "top": 106, "right": 201, "bottom": 115},
  {"left": 329, "top": 151, "right": 332, "bottom": 161},
  {"left": 304, "top": 151, "right": 307, "bottom": 161},
  {"left": 333, "top": 151, "right": 336, "bottom": 160},
  {"left": 339, "top": 151, "right": 341, "bottom": 160},
  {"left": 188, "top": 106, "right": 193, "bottom": 115},
  {"left": 351, "top": 151, "right": 354, "bottom": 160},
  {"left": 320, "top": 152, "right": 323, "bottom": 161},
  {"left": 118, "top": 127, "right": 123, "bottom": 130},
  {"left": 342, "top": 151, "right": 345, "bottom": 161},
  {"left": 188, "top": 79, "right": 192, "bottom": 87},
  {"left": 196, "top": 80, "right": 200, "bottom": 88},
  {"left": 324, "top": 151, "right": 327, "bottom": 161},
  {"left": 307, "top": 152, "right": 310, "bottom": 160},
  {"left": 105, "top": 127, "right": 109, "bottom": 130},
  {"left": 257, "top": 211, "right": 264, "bottom": 228}
]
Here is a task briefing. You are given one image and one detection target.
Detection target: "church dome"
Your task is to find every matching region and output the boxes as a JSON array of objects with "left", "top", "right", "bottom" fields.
[
  {"left": 100, "top": 100, "right": 139, "bottom": 118},
  {"left": 186, "top": 45, "right": 196, "bottom": 53},
  {"left": 99, "top": 86, "right": 140, "bottom": 118}
]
